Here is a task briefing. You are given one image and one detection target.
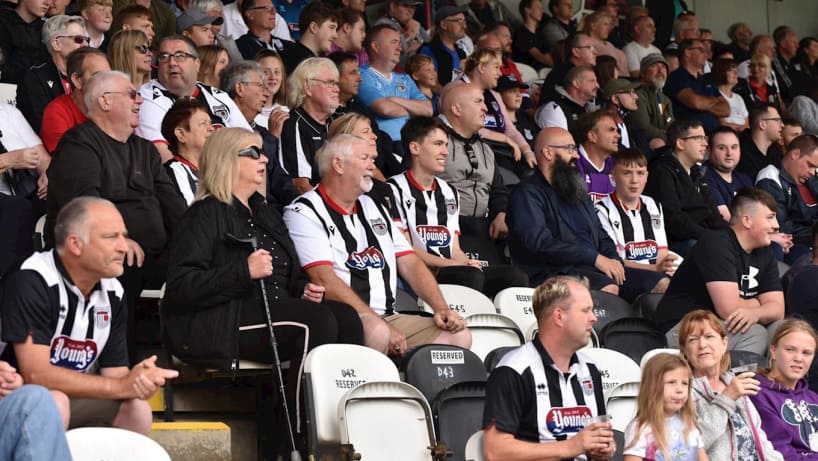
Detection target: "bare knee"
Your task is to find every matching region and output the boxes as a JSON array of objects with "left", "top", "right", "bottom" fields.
[
  {"left": 360, "top": 314, "right": 390, "bottom": 354},
  {"left": 50, "top": 390, "right": 70, "bottom": 429},
  {"left": 601, "top": 284, "right": 619, "bottom": 295},
  {"left": 112, "top": 399, "right": 153, "bottom": 435},
  {"left": 434, "top": 328, "right": 472, "bottom": 349},
  {"left": 651, "top": 277, "right": 670, "bottom": 294}
]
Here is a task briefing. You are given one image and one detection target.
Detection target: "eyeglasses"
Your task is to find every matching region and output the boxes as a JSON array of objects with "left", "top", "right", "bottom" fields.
[
  {"left": 248, "top": 4, "right": 275, "bottom": 11},
  {"left": 241, "top": 80, "right": 265, "bottom": 89},
  {"left": 238, "top": 145, "right": 264, "bottom": 159},
  {"left": 103, "top": 89, "right": 140, "bottom": 100},
  {"left": 548, "top": 144, "right": 578, "bottom": 152},
  {"left": 681, "top": 135, "right": 708, "bottom": 142},
  {"left": 134, "top": 44, "right": 150, "bottom": 54},
  {"left": 762, "top": 117, "right": 783, "bottom": 123},
  {"left": 156, "top": 51, "right": 197, "bottom": 63},
  {"left": 310, "top": 78, "right": 340, "bottom": 88},
  {"left": 57, "top": 35, "right": 91, "bottom": 45}
]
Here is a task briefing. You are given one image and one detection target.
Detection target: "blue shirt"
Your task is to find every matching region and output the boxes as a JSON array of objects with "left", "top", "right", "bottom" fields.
[
  {"left": 664, "top": 68, "right": 720, "bottom": 133},
  {"left": 418, "top": 42, "right": 462, "bottom": 80},
  {"left": 275, "top": 0, "right": 310, "bottom": 40},
  {"left": 357, "top": 65, "right": 429, "bottom": 141},
  {"left": 704, "top": 163, "right": 752, "bottom": 207}
]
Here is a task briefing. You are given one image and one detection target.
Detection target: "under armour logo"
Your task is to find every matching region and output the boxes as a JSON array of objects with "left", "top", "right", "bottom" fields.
[{"left": 46, "top": 80, "right": 54, "bottom": 88}]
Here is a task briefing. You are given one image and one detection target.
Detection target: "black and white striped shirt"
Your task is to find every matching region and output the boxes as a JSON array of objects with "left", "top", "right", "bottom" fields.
[{"left": 278, "top": 107, "right": 327, "bottom": 182}]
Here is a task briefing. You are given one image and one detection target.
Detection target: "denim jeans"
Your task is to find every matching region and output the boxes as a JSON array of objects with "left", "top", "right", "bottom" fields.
[{"left": 0, "top": 385, "right": 71, "bottom": 461}]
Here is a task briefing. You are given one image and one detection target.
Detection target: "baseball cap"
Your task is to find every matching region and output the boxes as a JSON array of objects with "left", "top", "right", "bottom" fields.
[
  {"left": 640, "top": 53, "right": 669, "bottom": 75},
  {"left": 603, "top": 78, "right": 640, "bottom": 98},
  {"left": 435, "top": 5, "right": 467, "bottom": 24},
  {"left": 177, "top": 7, "right": 217, "bottom": 33},
  {"left": 496, "top": 75, "right": 529, "bottom": 92}
]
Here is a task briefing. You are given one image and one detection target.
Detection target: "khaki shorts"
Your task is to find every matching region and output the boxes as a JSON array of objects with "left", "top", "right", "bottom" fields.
[
  {"left": 69, "top": 398, "right": 123, "bottom": 429},
  {"left": 384, "top": 313, "right": 443, "bottom": 348}
]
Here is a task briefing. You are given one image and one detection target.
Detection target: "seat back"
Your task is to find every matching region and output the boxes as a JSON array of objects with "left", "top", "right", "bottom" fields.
[
  {"left": 605, "top": 381, "right": 640, "bottom": 432},
  {"left": 404, "top": 344, "right": 487, "bottom": 403},
  {"left": 639, "top": 348, "right": 681, "bottom": 371},
  {"left": 66, "top": 427, "right": 171, "bottom": 461},
  {"left": 464, "top": 431, "right": 484, "bottom": 461},
  {"left": 433, "top": 381, "right": 486, "bottom": 461},
  {"left": 599, "top": 317, "right": 667, "bottom": 363},
  {"left": 304, "top": 344, "right": 400, "bottom": 446},
  {"left": 0, "top": 83, "right": 17, "bottom": 106},
  {"left": 581, "top": 348, "right": 641, "bottom": 397},
  {"left": 515, "top": 62, "right": 538, "bottom": 83},
  {"left": 591, "top": 291, "right": 639, "bottom": 332},
  {"left": 483, "top": 345, "right": 518, "bottom": 372},
  {"left": 421, "top": 284, "right": 498, "bottom": 316},
  {"left": 466, "top": 313, "right": 525, "bottom": 361},
  {"left": 33, "top": 215, "right": 46, "bottom": 251},
  {"left": 339, "top": 381, "right": 436, "bottom": 461},
  {"left": 493, "top": 287, "right": 536, "bottom": 333},
  {"left": 632, "top": 293, "right": 663, "bottom": 322}
]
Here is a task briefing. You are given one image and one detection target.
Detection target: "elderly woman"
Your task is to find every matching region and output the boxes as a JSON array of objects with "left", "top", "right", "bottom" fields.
[
  {"left": 107, "top": 30, "right": 152, "bottom": 87},
  {"left": 443, "top": 48, "right": 536, "bottom": 169},
  {"left": 161, "top": 98, "right": 214, "bottom": 205},
  {"left": 221, "top": 60, "right": 296, "bottom": 209},
  {"left": 679, "top": 310, "right": 784, "bottom": 461},
  {"left": 18, "top": 15, "right": 89, "bottom": 133},
  {"left": 163, "top": 128, "right": 363, "bottom": 455},
  {"left": 279, "top": 57, "right": 340, "bottom": 193},
  {"left": 750, "top": 319, "right": 818, "bottom": 460},
  {"left": 713, "top": 58, "right": 749, "bottom": 131},
  {"left": 735, "top": 53, "right": 785, "bottom": 114}
]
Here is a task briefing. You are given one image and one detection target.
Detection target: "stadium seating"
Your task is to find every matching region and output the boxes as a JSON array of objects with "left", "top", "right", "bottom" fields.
[
  {"left": 598, "top": 317, "right": 667, "bottom": 363},
  {"left": 632, "top": 293, "right": 663, "bottom": 322},
  {"left": 605, "top": 381, "right": 640, "bottom": 432},
  {"left": 466, "top": 313, "right": 525, "bottom": 361},
  {"left": 493, "top": 287, "right": 537, "bottom": 334},
  {"left": 432, "top": 380, "right": 487, "bottom": 461},
  {"left": 483, "top": 345, "right": 518, "bottom": 372},
  {"left": 639, "top": 348, "right": 681, "bottom": 371},
  {"left": 591, "top": 291, "right": 640, "bottom": 333},
  {"left": 421, "top": 284, "right": 498, "bottom": 317},
  {"left": 582, "top": 348, "right": 641, "bottom": 397},
  {"left": 403, "top": 344, "right": 487, "bottom": 404},
  {"left": 464, "top": 430, "right": 485, "bottom": 461},
  {"left": 66, "top": 427, "right": 171, "bottom": 461}
]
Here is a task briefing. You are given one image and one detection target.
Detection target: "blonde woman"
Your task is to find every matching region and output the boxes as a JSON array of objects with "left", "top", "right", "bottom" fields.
[
  {"left": 735, "top": 53, "right": 785, "bottom": 114},
  {"left": 197, "top": 45, "right": 230, "bottom": 89},
  {"left": 107, "top": 30, "right": 151, "bottom": 86},
  {"left": 581, "top": 10, "right": 628, "bottom": 76}
]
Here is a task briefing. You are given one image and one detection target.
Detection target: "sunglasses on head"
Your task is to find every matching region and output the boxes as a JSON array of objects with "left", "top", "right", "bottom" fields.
[{"left": 238, "top": 145, "right": 264, "bottom": 159}]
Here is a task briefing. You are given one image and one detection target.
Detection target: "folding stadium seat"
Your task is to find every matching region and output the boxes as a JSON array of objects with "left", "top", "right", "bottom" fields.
[
  {"left": 483, "top": 345, "right": 518, "bottom": 372},
  {"left": 338, "top": 381, "right": 449, "bottom": 461},
  {"left": 464, "top": 430, "right": 485, "bottom": 461},
  {"left": 606, "top": 381, "right": 640, "bottom": 432},
  {"left": 515, "top": 62, "right": 538, "bottom": 83},
  {"left": 581, "top": 348, "right": 641, "bottom": 398},
  {"left": 421, "top": 284, "right": 498, "bottom": 317},
  {"left": 599, "top": 317, "right": 667, "bottom": 363},
  {"left": 525, "top": 322, "right": 538, "bottom": 341},
  {"left": 493, "top": 287, "right": 537, "bottom": 334},
  {"left": 591, "top": 290, "right": 640, "bottom": 333},
  {"left": 66, "top": 427, "right": 171, "bottom": 461},
  {"left": 403, "top": 344, "right": 487, "bottom": 404},
  {"left": 303, "top": 344, "right": 400, "bottom": 459},
  {"left": 730, "top": 349, "right": 769, "bottom": 370},
  {"left": 466, "top": 313, "right": 525, "bottom": 361},
  {"left": 432, "top": 381, "right": 487, "bottom": 461},
  {"left": 32, "top": 215, "right": 46, "bottom": 251},
  {"left": 639, "top": 348, "right": 681, "bottom": 371},
  {"left": 612, "top": 429, "right": 626, "bottom": 461},
  {"left": 632, "top": 293, "right": 663, "bottom": 322}
]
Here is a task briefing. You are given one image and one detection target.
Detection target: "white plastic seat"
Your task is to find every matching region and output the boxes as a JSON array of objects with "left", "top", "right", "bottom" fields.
[
  {"left": 421, "top": 284, "right": 498, "bottom": 317},
  {"left": 581, "top": 348, "right": 641, "bottom": 397},
  {"left": 33, "top": 215, "right": 46, "bottom": 251},
  {"left": 639, "top": 348, "right": 681, "bottom": 372},
  {"left": 303, "top": 344, "right": 400, "bottom": 451},
  {"left": 605, "top": 381, "right": 640, "bottom": 432},
  {"left": 338, "top": 381, "right": 440, "bottom": 461},
  {"left": 514, "top": 62, "right": 538, "bottom": 83},
  {"left": 66, "top": 427, "right": 171, "bottom": 461},
  {"left": 493, "top": 287, "right": 536, "bottom": 333},
  {"left": 0, "top": 82, "right": 17, "bottom": 106},
  {"left": 466, "top": 313, "right": 525, "bottom": 361},
  {"left": 464, "top": 430, "right": 484, "bottom": 461}
]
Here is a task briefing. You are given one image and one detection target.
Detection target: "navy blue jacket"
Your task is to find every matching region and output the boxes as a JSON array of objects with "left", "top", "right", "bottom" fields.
[
  {"left": 756, "top": 165, "right": 818, "bottom": 245},
  {"left": 507, "top": 170, "right": 619, "bottom": 285}
]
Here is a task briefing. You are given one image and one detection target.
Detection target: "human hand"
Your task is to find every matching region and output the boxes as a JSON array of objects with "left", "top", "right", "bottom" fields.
[
  {"left": 464, "top": 259, "right": 483, "bottom": 270},
  {"left": 524, "top": 151, "right": 537, "bottom": 168},
  {"left": 125, "top": 238, "right": 145, "bottom": 268},
  {"left": 658, "top": 253, "right": 679, "bottom": 276},
  {"left": 0, "top": 361, "right": 23, "bottom": 398},
  {"left": 722, "top": 371, "right": 761, "bottom": 400},
  {"left": 434, "top": 309, "right": 466, "bottom": 333},
  {"left": 770, "top": 232, "right": 793, "bottom": 253},
  {"left": 724, "top": 307, "right": 760, "bottom": 334},
  {"left": 9, "top": 148, "right": 40, "bottom": 169},
  {"left": 488, "top": 213, "right": 508, "bottom": 240},
  {"left": 127, "top": 355, "right": 179, "bottom": 400},
  {"left": 267, "top": 109, "right": 289, "bottom": 138},
  {"left": 569, "top": 422, "right": 615, "bottom": 457},
  {"left": 594, "top": 255, "right": 625, "bottom": 285},
  {"left": 247, "top": 249, "right": 273, "bottom": 280},
  {"left": 387, "top": 323, "right": 408, "bottom": 357},
  {"left": 510, "top": 140, "right": 521, "bottom": 161},
  {"left": 37, "top": 173, "right": 48, "bottom": 199},
  {"left": 302, "top": 282, "right": 325, "bottom": 303}
]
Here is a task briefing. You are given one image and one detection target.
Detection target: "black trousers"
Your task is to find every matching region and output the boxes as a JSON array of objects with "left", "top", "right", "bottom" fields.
[
  {"left": 118, "top": 252, "right": 167, "bottom": 365},
  {"left": 0, "top": 194, "right": 34, "bottom": 278}
]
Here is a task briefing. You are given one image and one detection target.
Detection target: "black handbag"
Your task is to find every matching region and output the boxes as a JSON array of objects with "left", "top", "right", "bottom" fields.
[{"left": 0, "top": 138, "right": 38, "bottom": 199}]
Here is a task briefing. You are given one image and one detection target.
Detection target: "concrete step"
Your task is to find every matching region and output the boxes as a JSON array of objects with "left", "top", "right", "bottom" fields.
[{"left": 150, "top": 422, "right": 231, "bottom": 461}]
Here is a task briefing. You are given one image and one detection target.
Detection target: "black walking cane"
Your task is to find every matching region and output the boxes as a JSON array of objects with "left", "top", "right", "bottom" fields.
[{"left": 226, "top": 233, "right": 302, "bottom": 461}]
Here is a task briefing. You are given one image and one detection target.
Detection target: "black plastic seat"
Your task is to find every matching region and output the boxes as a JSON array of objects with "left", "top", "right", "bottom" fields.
[
  {"left": 403, "top": 344, "right": 487, "bottom": 404},
  {"left": 632, "top": 293, "right": 663, "bottom": 322},
  {"left": 592, "top": 290, "right": 640, "bottom": 333},
  {"left": 599, "top": 317, "right": 667, "bottom": 363},
  {"left": 482, "top": 346, "right": 518, "bottom": 373},
  {"left": 432, "top": 381, "right": 486, "bottom": 461}
]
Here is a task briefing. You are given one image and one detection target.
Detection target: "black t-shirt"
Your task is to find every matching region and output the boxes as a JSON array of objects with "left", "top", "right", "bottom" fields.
[
  {"left": 513, "top": 26, "right": 548, "bottom": 67},
  {"left": 654, "top": 228, "right": 782, "bottom": 332}
]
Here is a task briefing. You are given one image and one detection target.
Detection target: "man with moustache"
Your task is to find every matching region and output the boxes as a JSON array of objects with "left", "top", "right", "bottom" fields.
[
  {"left": 631, "top": 54, "right": 675, "bottom": 151},
  {"left": 507, "top": 127, "right": 666, "bottom": 300},
  {"left": 283, "top": 134, "right": 471, "bottom": 356}
]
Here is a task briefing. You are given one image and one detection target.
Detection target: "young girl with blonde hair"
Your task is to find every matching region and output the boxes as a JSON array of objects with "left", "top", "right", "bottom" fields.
[{"left": 625, "top": 353, "right": 708, "bottom": 461}]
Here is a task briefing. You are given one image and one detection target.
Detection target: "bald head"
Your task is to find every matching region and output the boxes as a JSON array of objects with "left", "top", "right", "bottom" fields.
[
  {"left": 476, "top": 34, "right": 502, "bottom": 52},
  {"left": 535, "top": 127, "right": 574, "bottom": 161},
  {"left": 441, "top": 83, "right": 486, "bottom": 136}
]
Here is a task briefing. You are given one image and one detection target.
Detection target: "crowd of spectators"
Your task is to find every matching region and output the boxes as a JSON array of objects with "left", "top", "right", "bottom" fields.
[{"left": 3, "top": 0, "right": 818, "bottom": 458}]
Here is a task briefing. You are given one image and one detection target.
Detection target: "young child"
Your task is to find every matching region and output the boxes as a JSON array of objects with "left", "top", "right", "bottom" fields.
[
  {"left": 406, "top": 54, "right": 439, "bottom": 113},
  {"left": 596, "top": 148, "right": 678, "bottom": 279},
  {"left": 624, "top": 353, "right": 709, "bottom": 461},
  {"left": 79, "top": 0, "right": 113, "bottom": 48}
]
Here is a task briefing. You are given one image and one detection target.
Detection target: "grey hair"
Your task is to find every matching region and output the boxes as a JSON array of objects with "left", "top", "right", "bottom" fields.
[
  {"left": 54, "top": 196, "right": 117, "bottom": 248},
  {"left": 315, "top": 134, "right": 361, "bottom": 177},
  {"left": 43, "top": 15, "right": 88, "bottom": 54},
  {"left": 220, "top": 60, "right": 265, "bottom": 99},
  {"left": 84, "top": 70, "right": 132, "bottom": 114},
  {"left": 190, "top": 0, "right": 224, "bottom": 12},
  {"left": 287, "top": 57, "right": 338, "bottom": 108}
]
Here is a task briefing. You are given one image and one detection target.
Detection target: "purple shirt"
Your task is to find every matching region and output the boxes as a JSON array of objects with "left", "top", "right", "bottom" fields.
[
  {"left": 330, "top": 43, "right": 369, "bottom": 67},
  {"left": 577, "top": 146, "right": 615, "bottom": 202}
]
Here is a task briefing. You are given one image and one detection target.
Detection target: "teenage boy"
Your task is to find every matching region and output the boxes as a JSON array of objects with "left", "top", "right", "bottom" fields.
[{"left": 596, "top": 148, "right": 677, "bottom": 280}]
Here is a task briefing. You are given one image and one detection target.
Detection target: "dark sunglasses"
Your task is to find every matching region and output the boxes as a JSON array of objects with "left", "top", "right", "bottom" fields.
[
  {"left": 57, "top": 35, "right": 91, "bottom": 45},
  {"left": 103, "top": 89, "right": 139, "bottom": 100},
  {"left": 134, "top": 44, "right": 150, "bottom": 54},
  {"left": 238, "top": 145, "right": 264, "bottom": 159}
]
